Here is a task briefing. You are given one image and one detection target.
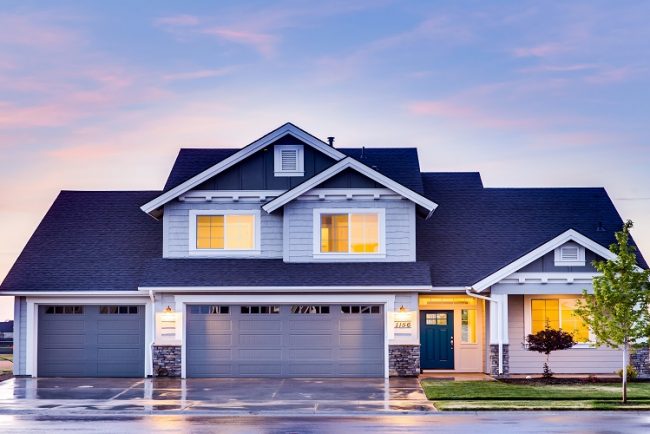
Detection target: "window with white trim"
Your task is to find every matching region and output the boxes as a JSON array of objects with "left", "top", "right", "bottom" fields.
[
  {"left": 313, "top": 208, "right": 385, "bottom": 257},
  {"left": 189, "top": 210, "right": 260, "bottom": 255},
  {"left": 554, "top": 244, "right": 586, "bottom": 266},
  {"left": 530, "top": 298, "right": 591, "bottom": 343},
  {"left": 274, "top": 145, "right": 304, "bottom": 176}
]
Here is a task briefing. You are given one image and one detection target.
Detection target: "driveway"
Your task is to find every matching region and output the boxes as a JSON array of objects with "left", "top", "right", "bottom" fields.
[{"left": 0, "top": 377, "right": 433, "bottom": 415}]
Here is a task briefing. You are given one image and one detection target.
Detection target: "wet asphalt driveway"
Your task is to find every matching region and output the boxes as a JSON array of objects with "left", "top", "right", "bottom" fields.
[{"left": 0, "top": 377, "right": 433, "bottom": 416}]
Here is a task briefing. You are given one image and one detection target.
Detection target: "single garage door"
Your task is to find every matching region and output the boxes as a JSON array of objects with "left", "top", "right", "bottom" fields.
[
  {"left": 187, "top": 304, "right": 384, "bottom": 377},
  {"left": 37, "top": 304, "right": 145, "bottom": 377}
]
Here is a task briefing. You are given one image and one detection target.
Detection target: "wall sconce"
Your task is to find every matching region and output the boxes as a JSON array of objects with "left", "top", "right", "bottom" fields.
[
  {"left": 164, "top": 306, "right": 173, "bottom": 313},
  {"left": 399, "top": 305, "right": 407, "bottom": 313}
]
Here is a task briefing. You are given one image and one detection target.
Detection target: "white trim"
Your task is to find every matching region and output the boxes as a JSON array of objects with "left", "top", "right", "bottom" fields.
[
  {"left": 188, "top": 209, "right": 261, "bottom": 256},
  {"left": 180, "top": 190, "right": 285, "bottom": 203},
  {"left": 554, "top": 244, "right": 586, "bottom": 267},
  {"left": 312, "top": 208, "right": 386, "bottom": 259},
  {"left": 262, "top": 157, "right": 438, "bottom": 215},
  {"left": 473, "top": 229, "right": 617, "bottom": 292},
  {"left": 274, "top": 144, "right": 304, "bottom": 176},
  {"left": 25, "top": 295, "right": 152, "bottom": 378},
  {"left": 139, "top": 285, "right": 432, "bottom": 293},
  {"left": 523, "top": 294, "right": 595, "bottom": 347},
  {"left": 141, "top": 123, "right": 346, "bottom": 216},
  {"left": 12, "top": 297, "right": 21, "bottom": 375},
  {"left": 296, "top": 188, "right": 402, "bottom": 201},
  {"left": 499, "top": 272, "right": 599, "bottom": 285},
  {"left": 2, "top": 291, "right": 150, "bottom": 296},
  {"left": 174, "top": 293, "right": 395, "bottom": 379}
]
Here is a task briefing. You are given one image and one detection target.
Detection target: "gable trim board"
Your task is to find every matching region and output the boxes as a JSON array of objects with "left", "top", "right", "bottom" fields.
[
  {"left": 263, "top": 157, "right": 438, "bottom": 216},
  {"left": 472, "top": 229, "right": 617, "bottom": 292},
  {"left": 141, "top": 123, "right": 346, "bottom": 217},
  {"left": 138, "top": 285, "right": 432, "bottom": 292}
]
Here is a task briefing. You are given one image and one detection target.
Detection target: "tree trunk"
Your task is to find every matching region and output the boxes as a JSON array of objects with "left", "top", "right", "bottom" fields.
[{"left": 622, "top": 341, "right": 628, "bottom": 404}]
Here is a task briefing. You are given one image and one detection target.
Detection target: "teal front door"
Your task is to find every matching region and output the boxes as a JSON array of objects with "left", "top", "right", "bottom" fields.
[{"left": 420, "top": 310, "right": 454, "bottom": 369}]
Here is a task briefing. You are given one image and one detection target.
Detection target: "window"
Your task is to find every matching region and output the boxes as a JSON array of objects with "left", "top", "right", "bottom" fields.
[
  {"left": 241, "top": 305, "right": 280, "bottom": 314},
  {"left": 188, "top": 305, "right": 230, "bottom": 315},
  {"left": 190, "top": 210, "right": 259, "bottom": 254},
  {"left": 531, "top": 298, "right": 590, "bottom": 343},
  {"left": 291, "top": 305, "right": 330, "bottom": 314},
  {"left": 554, "top": 244, "right": 586, "bottom": 266},
  {"left": 45, "top": 306, "right": 84, "bottom": 315},
  {"left": 274, "top": 145, "right": 304, "bottom": 176},
  {"left": 315, "top": 209, "right": 384, "bottom": 256},
  {"left": 425, "top": 313, "right": 447, "bottom": 325},
  {"left": 341, "top": 305, "right": 381, "bottom": 314},
  {"left": 99, "top": 305, "right": 138, "bottom": 314},
  {"left": 461, "top": 309, "right": 477, "bottom": 344}
]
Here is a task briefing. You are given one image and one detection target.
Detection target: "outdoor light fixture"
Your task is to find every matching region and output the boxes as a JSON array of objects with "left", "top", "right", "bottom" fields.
[
  {"left": 399, "top": 305, "right": 407, "bottom": 313},
  {"left": 164, "top": 306, "right": 173, "bottom": 313}
]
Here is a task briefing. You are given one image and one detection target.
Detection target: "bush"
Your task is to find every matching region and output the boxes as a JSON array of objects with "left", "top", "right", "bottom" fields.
[
  {"left": 616, "top": 365, "right": 638, "bottom": 380},
  {"left": 526, "top": 327, "right": 576, "bottom": 378}
]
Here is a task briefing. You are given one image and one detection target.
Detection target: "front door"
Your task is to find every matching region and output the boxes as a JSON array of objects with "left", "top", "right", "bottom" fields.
[{"left": 420, "top": 310, "right": 454, "bottom": 369}]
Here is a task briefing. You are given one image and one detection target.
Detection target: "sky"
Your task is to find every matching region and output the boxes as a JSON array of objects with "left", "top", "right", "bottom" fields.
[{"left": 1, "top": 0, "right": 649, "bottom": 320}]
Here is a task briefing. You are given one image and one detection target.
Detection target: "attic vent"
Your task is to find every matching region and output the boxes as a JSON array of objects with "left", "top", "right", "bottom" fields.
[
  {"left": 274, "top": 145, "right": 304, "bottom": 177},
  {"left": 554, "top": 244, "right": 586, "bottom": 267}
]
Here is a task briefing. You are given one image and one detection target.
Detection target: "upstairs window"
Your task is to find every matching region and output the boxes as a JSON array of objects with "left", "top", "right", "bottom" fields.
[
  {"left": 190, "top": 210, "right": 260, "bottom": 254},
  {"left": 274, "top": 145, "right": 304, "bottom": 177},
  {"left": 554, "top": 244, "right": 585, "bottom": 266},
  {"left": 314, "top": 209, "right": 385, "bottom": 257}
]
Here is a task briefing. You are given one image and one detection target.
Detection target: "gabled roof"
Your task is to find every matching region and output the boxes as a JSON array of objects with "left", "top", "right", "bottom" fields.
[
  {"left": 141, "top": 123, "right": 347, "bottom": 217},
  {"left": 263, "top": 157, "right": 438, "bottom": 216},
  {"left": 471, "top": 229, "right": 617, "bottom": 292},
  {"left": 417, "top": 174, "right": 648, "bottom": 287}
]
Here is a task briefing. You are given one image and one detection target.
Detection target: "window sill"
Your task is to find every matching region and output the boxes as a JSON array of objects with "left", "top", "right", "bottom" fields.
[
  {"left": 571, "top": 343, "right": 596, "bottom": 349},
  {"left": 274, "top": 171, "right": 304, "bottom": 177},
  {"left": 313, "top": 253, "right": 386, "bottom": 260},
  {"left": 189, "top": 249, "right": 261, "bottom": 257},
  {"left": 553, "top": 261, "right": 586, "bottom": 267}
]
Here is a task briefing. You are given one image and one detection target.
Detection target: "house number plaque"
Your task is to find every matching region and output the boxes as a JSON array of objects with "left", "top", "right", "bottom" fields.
[{"left": 394, "top": 321, "right": 412, "bottom": 329}]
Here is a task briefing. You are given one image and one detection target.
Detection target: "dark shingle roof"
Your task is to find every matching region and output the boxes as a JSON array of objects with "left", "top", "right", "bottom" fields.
[
  {"left": 141, "top": 259, "right": 431, "bottom": 287},
  {"left": 163, "top": 147, "right": 423, "bottom": 194},
  {"left": 0, "top": 191, "right": 161, "bottom": 292},
  {"left": 418, "top": 173, "right": 648, "bottom": 287},
  {"left": 0, "top": 321, "right": 13, "bottom": 333}
]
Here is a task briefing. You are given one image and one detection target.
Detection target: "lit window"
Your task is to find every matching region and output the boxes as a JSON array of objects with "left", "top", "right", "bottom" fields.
[
  {"left": 320, "top": 212, "right": 380, "bottom": 254},
  {"left": 461, "top": 309, "right": 477, "bottom": 344},
  {"left": 196, "top": 214, "right": 255, "bottom": 250},
  {"left": 531, "top": 298, "right": 590, "bottom": 343}
]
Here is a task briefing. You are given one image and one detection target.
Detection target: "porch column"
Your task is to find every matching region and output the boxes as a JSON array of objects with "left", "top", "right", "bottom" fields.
[{"left": 488, "top": 293, "right": 509, "bottom": 376}]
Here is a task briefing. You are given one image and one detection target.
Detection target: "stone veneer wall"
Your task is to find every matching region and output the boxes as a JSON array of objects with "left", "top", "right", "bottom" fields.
[
  {"left": 489, "top": 344, "right": 509, "bottom": 377},
  {"left": 389, "top": 344, "right": 420, "bottom": 377},
  {"left": 631, "top": 346, "right": 650, "bottom": 378},
  {"left": 153, "top": 345, "right": 182, "bottom": 377}
]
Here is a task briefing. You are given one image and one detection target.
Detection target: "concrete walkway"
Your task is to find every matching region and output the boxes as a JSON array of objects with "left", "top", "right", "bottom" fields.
[{"left": 0, "top": 377, "right": 434, "bottom": 415}]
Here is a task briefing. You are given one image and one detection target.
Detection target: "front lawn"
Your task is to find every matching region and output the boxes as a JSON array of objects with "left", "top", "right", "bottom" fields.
[
  {"left": 421, "top": 380, "right": 650, "bottom": 410},
  {"left": 0, "top": 354, "right": 13, "bottom": 363}
]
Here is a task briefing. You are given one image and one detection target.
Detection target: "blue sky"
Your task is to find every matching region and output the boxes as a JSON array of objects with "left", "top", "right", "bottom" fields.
[{"left": 1, "top": 1, "right": 649, "bottom": 319}]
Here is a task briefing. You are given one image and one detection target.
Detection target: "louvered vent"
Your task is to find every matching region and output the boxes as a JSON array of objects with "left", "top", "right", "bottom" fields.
[
  {"left": 560, "top": 246, "right": 579, "bottom": 261},
  {"left": 281, "top": 149, "right": 298, "bottom": 171},
  {"left": 274, "top": 144, "right": 304, "bottom": 176}
]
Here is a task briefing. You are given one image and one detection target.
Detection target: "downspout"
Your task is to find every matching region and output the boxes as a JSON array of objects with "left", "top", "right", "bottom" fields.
[
  {"left": 465, "top": 287, "right": 502, "bottom": 375},
  {"left": 148, "top": 289, "right": 156, "bottom": 377}
]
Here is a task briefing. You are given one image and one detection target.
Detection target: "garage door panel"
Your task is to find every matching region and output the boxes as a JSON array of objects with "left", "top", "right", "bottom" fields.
[
  {"left": 38, "top": 304, "right": 145, "bottom": 378},
  {"left": 187, "top": 319, "right": 232, "bottom": 332},
  {"left": 187, "top": 304, "right": 384, "bottom": 378},
  {"left": 187, "top": 334, "right": 232, "bottom": 347},
  {"left": 189, "top": 348, "right": 232, "bottom": 359}
]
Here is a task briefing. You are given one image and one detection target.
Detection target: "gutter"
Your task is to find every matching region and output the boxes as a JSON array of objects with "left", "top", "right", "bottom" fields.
[
  {"left": 148, "top": 289, "right": 156, "bottom": 377},
  {"left": 465, "top": 286, "right": 503, "bottom": 376}
]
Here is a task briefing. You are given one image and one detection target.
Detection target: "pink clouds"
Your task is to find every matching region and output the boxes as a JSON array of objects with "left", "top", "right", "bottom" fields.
[
  {"left": 162, "top": 67, "right": 237, "bottom": 81},
  {"left": 154, "top": 14, "right": 200, "bottom": 27},
  {"left": 407, "top": 100, "right": 540, "bottom": 129},
  {"left": 512, "top": 43, "right": 568, "bottom": 58},
  {"left": 201, "top": 27, "right": 277, "bottom": 57}
]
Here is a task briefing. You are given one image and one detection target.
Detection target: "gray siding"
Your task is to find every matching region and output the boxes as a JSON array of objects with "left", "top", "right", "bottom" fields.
[
  {"left": 163, "top": 201, "right": 283, "bottom": 258},
  {"left": 14, "top": 297, "right": 26, "bottom": 375},
  {"left": 508, "top": 294, "right": 623, "bottom": 374},
  {"left": 283, "top": 199, "right": 416, "bottom": 263},
  {"left": 519, "top": 242, "right": 600, "bottom": 273},
  {"left": 195, "top": 135, "right": 336, "bottom": 191}
]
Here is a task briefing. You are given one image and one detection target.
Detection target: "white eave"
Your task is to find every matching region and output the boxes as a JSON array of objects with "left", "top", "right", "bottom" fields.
[
  {"left": 262, "top": 157, "right": 438, "bottom": 217},
  {"left": 472, "top": 229, "right": 617, "bottom": 292},
  {"left": 140, "top": 123, "right": 347, "bottom": 217}
]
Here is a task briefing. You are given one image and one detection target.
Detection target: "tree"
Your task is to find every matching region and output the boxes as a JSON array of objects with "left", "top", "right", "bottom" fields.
[
  {"left": 575, "top": 220, "right": 650, "bottom": 403},
  {"left": 526, "top": 326, "right": 575, "bottom": 378}
]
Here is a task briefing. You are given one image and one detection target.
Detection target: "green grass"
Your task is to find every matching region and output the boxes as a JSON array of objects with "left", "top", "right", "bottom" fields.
[
  {"left": 421, "top": 380, "right": 650, "bottom": 410},
  {"left": 0, "top": 354, "right": 13, "bottom": 363}
]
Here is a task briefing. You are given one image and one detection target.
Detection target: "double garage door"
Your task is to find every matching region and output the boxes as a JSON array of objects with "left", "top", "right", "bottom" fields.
[
  {"left": 37, "top": 304, "right": 145, "bottom": 377},
  {"left": 187, "top": 304, "right": 385, "bottom": 377}
]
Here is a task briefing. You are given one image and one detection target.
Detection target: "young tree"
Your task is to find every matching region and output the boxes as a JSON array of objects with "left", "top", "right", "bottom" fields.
[
  {"left": 575, "top": 220, "right": 650, "bottom": 403},
  {"left": 526, "top": 327, "right": 575, "bottom": 378}
]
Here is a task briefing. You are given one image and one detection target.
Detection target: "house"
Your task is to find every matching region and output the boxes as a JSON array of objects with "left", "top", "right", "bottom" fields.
[
  {"left": 0, "top": 320, "right": 12, "bottom": 340},
  {"left": 1, "top": 122, "right": 647, "bottom": 378}
]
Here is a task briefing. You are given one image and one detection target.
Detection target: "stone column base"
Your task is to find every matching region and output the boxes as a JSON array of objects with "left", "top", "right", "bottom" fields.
[
  {"left": 389, "top": 344, "right": 420, "bottom": 377},
  {"left": 631, "top": 346, "right": 650, "bottom": 378},
  {"left": 489, "top": 344, "right": 509, "bottom": 377},
  {"left": 153, "top": 345, "right": 182, "bottom": 377}
]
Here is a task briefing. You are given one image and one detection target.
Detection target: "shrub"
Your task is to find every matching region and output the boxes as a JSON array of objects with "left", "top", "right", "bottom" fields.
[
  {"left": 526, "top": 327, "right": 575, "bottom": 378},
  {"left": 616, "top": 365, "right": 638, "bottom": 381}
]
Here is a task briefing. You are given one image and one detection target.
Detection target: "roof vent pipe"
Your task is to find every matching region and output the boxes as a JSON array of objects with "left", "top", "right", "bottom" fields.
[{"left": 327, "top": 136, "right": 335, "bottom": 147}]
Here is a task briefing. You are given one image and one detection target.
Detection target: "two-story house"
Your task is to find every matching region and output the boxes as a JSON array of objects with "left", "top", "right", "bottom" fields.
[{"left": 1, "top": 123, "right": 647, "bottom": 378}]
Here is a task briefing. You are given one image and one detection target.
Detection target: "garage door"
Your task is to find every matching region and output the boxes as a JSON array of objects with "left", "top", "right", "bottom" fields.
[
  {"left": 187, "top": 304, "right": 384, "bottom": 377},
  {"left": 37, "top": 305, "right": 145, "bottom": 377}
]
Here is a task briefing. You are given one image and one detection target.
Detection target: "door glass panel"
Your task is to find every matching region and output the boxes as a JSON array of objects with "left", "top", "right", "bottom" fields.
[{"left": 426, "top": 313, "right": 448, "bottom": 325}]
